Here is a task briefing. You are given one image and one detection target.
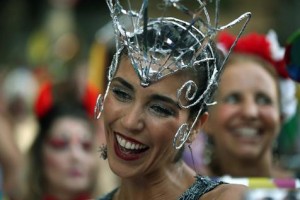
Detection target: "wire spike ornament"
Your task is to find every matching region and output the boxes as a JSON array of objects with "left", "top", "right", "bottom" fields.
[
  {"left": 97, "top": 0, "right": 251, "bottom": 149},
  {"left": 94, "top": 94, "right": 104, "bottom": 120}
]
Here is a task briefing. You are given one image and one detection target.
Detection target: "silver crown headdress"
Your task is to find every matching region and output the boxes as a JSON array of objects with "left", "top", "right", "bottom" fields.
[{"left": 95, "top": 0, "right": 251, "bottom": 149}]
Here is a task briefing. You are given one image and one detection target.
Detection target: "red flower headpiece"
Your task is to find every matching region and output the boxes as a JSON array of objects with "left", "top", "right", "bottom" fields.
[
  {"left": 217, "top": 31, "right": 289, "bottom": 78},
  {"left": 34, "top": 82, "right": 53, "bottom": 118},
  {"left": 34, "top": 81, "right": 99, "bottom": 119}
]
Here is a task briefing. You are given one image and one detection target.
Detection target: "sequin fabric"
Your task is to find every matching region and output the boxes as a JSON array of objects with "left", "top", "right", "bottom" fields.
[
  {"left": 97, "top": 175, "right": 225, "bottom": 200},
  {"left": 178, "top": 176, "right": 225, "bottom": 200}
]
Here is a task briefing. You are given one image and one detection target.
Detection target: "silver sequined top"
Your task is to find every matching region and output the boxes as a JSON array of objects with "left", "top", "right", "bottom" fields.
[{"left": 97, "top": 175, "right": 225, "bottom": 200}]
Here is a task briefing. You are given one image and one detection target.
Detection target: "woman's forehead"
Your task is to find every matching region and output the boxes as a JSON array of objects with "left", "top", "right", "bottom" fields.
[
  {"left": 220, "top": 61, "right": 279, "bottom": 96},
  {"left": 49, "top": 117, "right": 92, "bottom": 138},
  {"left": 116, "top": 56, "right": 193, "bottom": 87}
]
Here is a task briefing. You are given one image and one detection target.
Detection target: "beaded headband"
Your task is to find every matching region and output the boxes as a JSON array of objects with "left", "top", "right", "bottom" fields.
[{"left": 95, "top": 0, "right": 251, "bottom": 149}]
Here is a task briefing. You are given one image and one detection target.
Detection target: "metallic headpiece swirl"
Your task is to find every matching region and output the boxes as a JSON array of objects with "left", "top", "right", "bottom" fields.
[{"left": 95, "top": 0, "right": 251, "bottom": 149}]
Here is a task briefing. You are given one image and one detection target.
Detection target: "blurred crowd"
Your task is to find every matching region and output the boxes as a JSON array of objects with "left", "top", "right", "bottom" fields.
[
  {"left": 0, "top": 0, "right": 300, "bottom": 200},
  {"left": 0, "top": 1, "right": 118, "bottom": 199}
]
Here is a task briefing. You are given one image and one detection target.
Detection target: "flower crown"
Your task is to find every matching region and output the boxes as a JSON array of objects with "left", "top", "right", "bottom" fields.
[
  {"left": 217, "top": 30, "right": 298, "bottom": 122},
  {"left": 95, "top": 0, "right": 251, "bottom": 149},
  {"left": 217, "top": 30, "right": 289, "bottom": 78}
]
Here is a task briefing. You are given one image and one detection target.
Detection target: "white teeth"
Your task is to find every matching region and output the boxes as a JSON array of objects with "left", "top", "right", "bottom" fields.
[
  {"left": 235, "top": 127, "right": 257, "bottom": 137},
  {"left": 118, "top": 137, "right": 126, "bottom": 147},
  {"left": 125, "top": 142, "right": 131, "bottom": 149},
  {"left": 116, "top": 135, "right": 148, "bottom": 150}
]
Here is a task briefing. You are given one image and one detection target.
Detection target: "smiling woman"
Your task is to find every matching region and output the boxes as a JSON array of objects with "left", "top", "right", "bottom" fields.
[
  {"left": 202, "top": 30, "right": 297, "bottom": 178},
  {"left": 104, "top": 56, "right": 194, "bottom": 175},
  {"left": 95, "top": 0, "right": 251, "bottom": 199}
]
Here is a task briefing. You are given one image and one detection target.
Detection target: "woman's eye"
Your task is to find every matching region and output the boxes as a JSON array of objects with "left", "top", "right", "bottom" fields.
[
  {"left": 111, "top": 87, "right": 132, "bottom": 102},
  {"left": 47, "top": 139, "right": 68, "bottom": 150},
  {"left": 256, "top": 94, "right": 272, "bottom": 105},
  {"left": 150, "top": 104, "right": 175, "bottom": 117},
  {"left": 223, "top": 94, "right": 240, "bottom": 104}
]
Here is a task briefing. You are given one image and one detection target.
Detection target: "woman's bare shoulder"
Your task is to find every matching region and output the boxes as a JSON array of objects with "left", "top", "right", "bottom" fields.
[{"left": 201, "top": 183, "right": 248, "bottom": 200}]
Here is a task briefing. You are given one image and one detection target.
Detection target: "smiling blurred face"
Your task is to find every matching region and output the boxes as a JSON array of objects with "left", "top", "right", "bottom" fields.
[
  {"left": 102, "top": 56, "right": 204, "bottom": 179},
  {"left": 42, "top": 117, "right": 96, "bottom": 193},
  {"left": 206, "top": 58, "right": 281, "bottom": 160}
]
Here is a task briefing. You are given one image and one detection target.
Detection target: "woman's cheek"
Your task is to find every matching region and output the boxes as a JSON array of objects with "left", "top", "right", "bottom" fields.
[
  {"left": 103, "top": 95, "right": 120, "bottom": 122},
  {"left": 261, "top": 108, "right": 280, "bottom": 131},
  {"left": 44, "top": 153, "right": 65, "bottom": 171}
]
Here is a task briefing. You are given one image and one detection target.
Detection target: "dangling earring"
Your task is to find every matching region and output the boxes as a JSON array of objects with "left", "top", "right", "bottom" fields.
[
  {"left": 187, "top": 130, "right": 198, "bottom": 143},
  {"left": 94, "top": 94, "right": 104, "bottom": 120},
  {"left": 98, "top": 144, "right": 108, "bottom": 160},
  {"left": 187, "top": 143, "right": 199, "bottom": 173},
  {"left": 173, "top": 124, "right": 190, "bottom": 149}
]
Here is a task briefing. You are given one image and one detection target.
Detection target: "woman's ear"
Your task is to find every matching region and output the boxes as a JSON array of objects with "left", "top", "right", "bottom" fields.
[
  {"left": 202, "top": 113, "right": 215, "bottom": 138},
  {"left": 195, "top": 111, "right": 208, "bottom": 131},
  {"left": 187, "top": 112, "right": 208, "bottom": 143}
]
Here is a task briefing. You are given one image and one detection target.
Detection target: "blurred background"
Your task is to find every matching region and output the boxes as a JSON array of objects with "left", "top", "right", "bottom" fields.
[
  {"left": 1, "top": 0, "right": 300, "bottom": 66},
  {"left": 0, "top": 0, "right": 300, "bottom": 199},
  {"left": 1, "top": 0, "right": 300, "bottom": 92},
  {"left": 1, "top": 0, "right": 300, "bottom": 76}
]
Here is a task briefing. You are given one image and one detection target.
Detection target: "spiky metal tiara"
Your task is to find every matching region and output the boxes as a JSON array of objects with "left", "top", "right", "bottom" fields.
[{"left": 95, "top": 0, "right": 251, "bottom": 149}]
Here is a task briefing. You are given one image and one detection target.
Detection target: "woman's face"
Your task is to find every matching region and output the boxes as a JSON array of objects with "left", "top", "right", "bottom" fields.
[
  {"left": 206, "top": 60, "right": 281, "bottom": 160},
  {"left": 42, "top": 117, "right": 96, "bottom": 193},
  {"left": 102, "top": 57, "right": 205, "bottom": 178}
]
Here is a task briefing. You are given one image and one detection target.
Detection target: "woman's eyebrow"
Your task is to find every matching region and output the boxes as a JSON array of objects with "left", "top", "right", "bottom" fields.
[
  {"left": 112, "top": 76, "right": 181, "bottom": 109},
  {"left": 151, "top": 94, "right": 181, "bottom": 109},
  {"left": 112, "top": 77, "right": 134, "bottom": 91}
]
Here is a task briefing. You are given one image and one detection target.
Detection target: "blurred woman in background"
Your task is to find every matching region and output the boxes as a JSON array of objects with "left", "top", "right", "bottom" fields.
[
  {"left": 23, "top": 80, "right": 101, "bottom": 200},
  {"left": 202, "top": 31, "right": 297, "bottom": 178}
]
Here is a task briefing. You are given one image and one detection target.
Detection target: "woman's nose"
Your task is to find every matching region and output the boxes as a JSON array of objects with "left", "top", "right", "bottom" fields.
[
  {"left": 241, "top": 98, "right": 259, "bottom": 119},
  {"left": 69, "top": 145, "right": 85, "bottom": 161},
  {"left": 121, "top": 104, "right": 145, "bottom": 132}
]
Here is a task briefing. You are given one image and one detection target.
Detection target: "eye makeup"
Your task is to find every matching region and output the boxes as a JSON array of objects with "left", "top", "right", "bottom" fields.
[
  {"left": 46, "top": 135, "right": 92, "bottom": 151},
  {"left": 46, "top": 138, "right": 68, "bottom": 150}
]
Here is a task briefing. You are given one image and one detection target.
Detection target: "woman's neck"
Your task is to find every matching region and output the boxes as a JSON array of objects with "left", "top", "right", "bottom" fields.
[
  {"left": 114, "top": 162, "right": 196, "bottom": 200},
  {"left": 210, "top": 150, "right": 273, "bottom": 177}
]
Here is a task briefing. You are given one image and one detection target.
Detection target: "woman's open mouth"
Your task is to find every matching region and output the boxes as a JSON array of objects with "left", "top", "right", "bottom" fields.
[{"left": 114, "top": 133, "right": 149, "bottom": 161}]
